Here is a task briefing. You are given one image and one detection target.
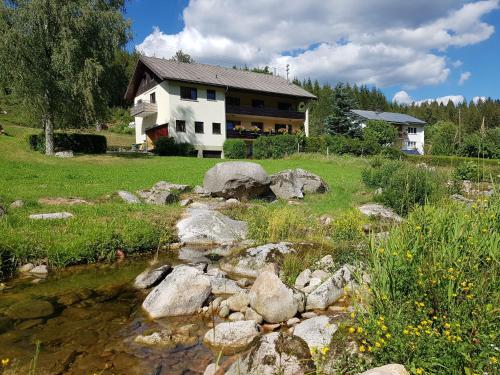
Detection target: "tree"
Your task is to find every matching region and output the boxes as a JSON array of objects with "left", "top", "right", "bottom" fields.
[
  {"left": 0, "top": 0, "right": 130, "bottom": 155},
  {"left": 363, "top": 120, "right": 397, "bottom": 146},
  {"left": 324, "top": 83, "right": 361, "bottom": 137},
  {"left": 171, "top": 50, "right": 195, "bottom": 63},
  {"left": 425, "top": 121, "right": 458, "bottom": 155}
]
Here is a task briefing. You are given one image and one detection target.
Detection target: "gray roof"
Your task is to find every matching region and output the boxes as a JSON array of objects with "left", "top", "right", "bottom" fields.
[
  {"left": 137, "top": 55, "right": 316, "bottom": 99},
  {"left": 351, "top": 109, "right": 426, "bottom": 125}
]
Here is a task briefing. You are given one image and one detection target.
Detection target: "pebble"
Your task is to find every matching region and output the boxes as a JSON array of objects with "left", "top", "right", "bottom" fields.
[
  {"left": 261, "top": 323, "right": 281, "bottom": 332},
  {"left": 218, "top": 305, "right": 230, "bottom": 318},
  {"left": 286, "top": 317, "right": 300, "bottom": 326},
  {"left": 301, "top": 312, "right": 317, "bottom": 319},
  {"left": 228, "top": 312, "right": 244, "bottom": 321},
  {"left": 236, "top": 278, "right": 251, "bottom": 287}
]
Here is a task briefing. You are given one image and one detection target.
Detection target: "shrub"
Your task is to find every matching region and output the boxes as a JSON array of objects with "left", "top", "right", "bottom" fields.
[
  {"left": 223, "top": 139, "right": 246, "bottom": 159},
  {"left": 425, "top": 121, "right": 458, "bottom": 156},
  {"left": 28, "top": 133, "right": 107, "bottom": 154},
  {"left": 153, "top": 136, "right": 195, "bottom": 156},
  {"left": 109, "top": 122, "right": 134, "bottom": 135},
  {"left": 253, "top": 134, "right": 299, "bottom": 159},
  {"left": 363, "top": 120, "right": 397, "bottom": 147},
  {"left": 331, "top": 210, "right": 365, "bottom": 242},
  {"left": 304, "top": 136, "right": 328, "bottom": 153},
  {"left": 379, "top": 147, "right": 405, "bottom": 160},
  {"left": 354, "top": 199, "right": 500, "bottom": 374},
  {"left": 453, "top": 161, "right": 480, "bottom": 181},
  {"left": 458, "top": 131, "right": 500, "bottom": 159}
]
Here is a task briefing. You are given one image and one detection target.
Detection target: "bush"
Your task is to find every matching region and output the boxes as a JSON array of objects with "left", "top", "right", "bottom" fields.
[
  {"left": 354, "top": 199, "right": 500, "bottom": 374},
  {"left": 253, "top": 134, "right": 299, "bottom": 159},
  {"left": 331, "top": 210, "right": 365, "bottom": 242},
  {"left": 28, "top": 133, "right": 107, "bottom": 154},
  {"left": 223, "top": 139, "right": 246, "bottom": 159},
  {"left": 379, "top": 147, "right": 405, "bottom": 160},
  {"left": 153, "top": 136, "right": 196, "bottom": 156},
  {"left": 109, "top": 122, "right": 134, "bottom": 135},
  {"left": 363, "top": 120, "right": 397, "bottom": 147},
  {"left": 458, "top": 131, "right": 500, "bottom": 159},
  {"left": 453, "top": 161, "right": 480, "bottom": 181}
]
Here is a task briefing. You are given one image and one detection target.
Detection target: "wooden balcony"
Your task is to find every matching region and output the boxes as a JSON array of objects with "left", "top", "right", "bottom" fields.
[
  {"left": 226, "top": 105, "right": 305, "bottom": 120},
  {"left": 226, "top": 129, "right": 292, "bottom": 139},
  {"left": 130, "top": 101, "right": 157, "bottom": 117}
]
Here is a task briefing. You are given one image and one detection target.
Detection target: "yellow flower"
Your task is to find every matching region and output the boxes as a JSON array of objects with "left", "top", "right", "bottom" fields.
[
  {"left": 403, "top": 329, "right": 410, "bottom": 335},
  {"left": 385, "top": 333, "right": 392, "bottom": 339},
  {"left": 381, "top": 325, "right": 388, "bottom": 331},
  {"left": 321, "top": 347, "right": 330, "bottom": 355},
  {"left": 444, "top": 323, "right": 451, "bottom": 329},
  {"left": 406, "top": 252, "right": 414, "bottom": 260},
  {"left": 1, "top": 358, "right": 10, "bottom": 366},
  {"left": 357, "top": 327, "right": 363, "bottom": 333},
  {"left": 348, "top": 327, "right": 356, "bottom": 334},
  {"left": 378, "top": 248, "right": 385, "bottom": 254},
  {"left": 375, "top": 341, "right": 381, "bottom": 348},
  {"left": 416, "top": 368, "right": 424, "bottom": 374},
  {"left": 416, "top": 225, "right": 422, "bottom": 230},
  {"left": 367, "top": 346, "right": 372, "bottom": 352},
  {"left": 490, "top": 356, "right": 498, "bottom": 364},
  {"left": 359, "top": 345, "right": 366, "bottom": 352}
]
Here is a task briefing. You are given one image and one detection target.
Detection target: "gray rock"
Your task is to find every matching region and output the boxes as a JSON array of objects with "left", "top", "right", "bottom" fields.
[
  {"left": 311, "top": 269, "right": 330, "bottom": 281},
  {"left": 301, "top": 312, "right": 317, "bottom": 319},
  {"left": 203, "top": 363, "right": 217, "bottom": 375},
  {"left": 301, "top": 277, "right": 322, "bottom": 294},
  {"left": 220, "top": 242, "right": 294, "bottom": 278},
  {"left": 203, "top": 320, "right": 260, "bottom": 355},
  {"left": 218, "top": 305, "right": 230, "bottom": 318},
  {"left": 29, "top": 212, "right": 73, "bottom": 220},
  {"left": 236, "top": 278, "right": 251, "bottom": 287},
  {"left": 270, "top": 169, "right": 328, "bottom": 200},
  {"left": 228, "top": 312, "right": 245, "bottom": 321},
  {"left": 316, "top": 254, "right": 334, "bottom": 270},
  {"left": 203, "top": 162, "right": 271, "bottom": 200},
  {"left": 450, "top": 194, "right": 474, "bottom": 205},
  {"left": 294, "top": 269, "right": 312, "bottom": 289},
  {"left": 249, "top": 269, "right": 298, "bottom": 323},
  {"left": 142, "top": 265, "right": 211, "bottom": 318},
  {"left": 293, "top": 291, "right": 306, "bottom": 313},
  {"left": 287, "top": 317, "right": 300, "bottom": 326},
  {"left": 29, "top": 265, "right": 48, "bottom": 277},
  {"left": 210, "top": 277, "right": 245, "bottom": 295},
  {"left": 177, "top": 207, "right": 247, "bottom": 245},
  {"left": 226, "top": 292, "right": 250, "bottom": 312},
  {"left": 134, "top": 265, "right": 172, "bottom": 289},
  {"left": 305, "top": 265, "right": 353, "bottom": 310},
  {"left": 180, "top": 198, "right": 192, "bottom": 207},
  {"left": 145, "top": 190, "right": 178, "bottom": 205},
  {"left": 153, "top": 181, "right": 189, "bottom": 192},
  {"left": 55, "top": 150, "right": 74, "bottom": 158},
  {"left": 117, "top": 190, "right": 141, "bottom": 204},
  {"left": 244, "top": 307, "right": 263, "bottom": 324},
  {"left": 359, "top": 364, "right": 410, "bottom": 375},
  {"left": 19, "top": 263, "right": 35, "bottom": 273},
  {"left": 292, "top": 315, "right": 338, "bottom": 350},
  {"left": 5, "top": 300, "right": 54, "bottom": 320},
  {"left": 193, "top": 185, "right": 209, "bottom": 196},
  {"left": 10, "top": 200, "right": 24, "bottom": 208},
  {"left": 358, "top": 203, "right": 402, "bottom": 223},
  {"left": 226, "top": 332, "right": 314, "bottom": 375}
]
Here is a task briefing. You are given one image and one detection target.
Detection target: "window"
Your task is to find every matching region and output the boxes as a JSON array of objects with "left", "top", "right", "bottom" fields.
[
  {"left": 150, "top": 92, "right": 156, "bottom": 104},
  {"left": 207, "top": 89, "right": 216, "bottom": 101},
  {"left": 195, "top": 121, "right": 204, "bottom": 134},
  {"left": 407, "top": 127, "right": 417, "bottom": 134},
  {"left": 252, "top": 99, "right": 264, "bottom": 108},
  {"left": 227, "top": 96, "right": 240, "bottom": 106},
  {"left": 278, "top": 102, "right": 292, "bottom": 111},
  {"left": 176, "top": 120, "right": 186, "bottom": 132},
  {"left": 407, "top": 141, "right": 417, "bottom": 148},
  {"left": 180, "top": 86, "right": 197, "bottom": 100},
  {"left": 251, "top": 122, "right": 264, "bottom": 131},
  {"left": 212, "top": 122, "right": 221, "bottom": 134}
]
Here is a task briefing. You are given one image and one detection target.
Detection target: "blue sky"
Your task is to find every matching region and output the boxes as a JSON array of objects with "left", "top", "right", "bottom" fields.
[{"left": 125, "top": 0, "right": 500, "bottom": 104}]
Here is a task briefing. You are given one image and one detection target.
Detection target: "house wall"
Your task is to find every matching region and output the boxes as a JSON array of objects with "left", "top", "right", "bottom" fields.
[{"left": 400, "top": 125, "right": 425, "bottom": 154}]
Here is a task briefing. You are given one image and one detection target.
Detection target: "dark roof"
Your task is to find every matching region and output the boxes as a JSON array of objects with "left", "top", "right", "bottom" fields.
[
  {"left": 125, "top": 55, "right": 316, "bottom": 100},
  {"left": 351, "top": 109, "right": 426, "bottom": 125}
]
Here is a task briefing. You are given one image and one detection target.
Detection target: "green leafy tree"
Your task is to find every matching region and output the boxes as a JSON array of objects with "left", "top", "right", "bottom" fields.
[
  {"left": 324, "top": 83, "right": 361, "bottom": 137},
  {"left": 0, "top": 0, "right": 130, "bottom": 155},
  {"left": 363, "top": 120, "right": 397, "bottom": 146},
  {"left": 171, "top": 50, "right": 195, "bottom": 63},
  {"left": 424, "top": 121, "right": 458, "bottom": 155}
]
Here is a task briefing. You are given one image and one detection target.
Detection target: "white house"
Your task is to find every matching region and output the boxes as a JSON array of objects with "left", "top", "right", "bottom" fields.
[
  {"left": 351, "top": 109, "right": 426, "bottom": 154},
  {"left": 125, "top": 56, "right": 316, "bottom": 158}
]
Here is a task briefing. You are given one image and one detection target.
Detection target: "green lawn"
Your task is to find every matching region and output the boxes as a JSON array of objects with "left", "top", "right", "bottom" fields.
[{"left": 0, "top": 124, "right": 370, "bottom": 277}]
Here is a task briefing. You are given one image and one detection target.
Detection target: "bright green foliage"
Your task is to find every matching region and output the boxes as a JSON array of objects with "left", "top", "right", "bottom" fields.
[
  {"left": 425, "top": 121, "right": 458, "bottom": 155},
  {"left": 356, "top": 199, "right": 500, "bottom": 374},
  {"left": 453, "top": 161, "right": 481, "bottom": 181},
  {"left": 324, "top": 83, "right": 361, "bottom": 137},
  {"left": 363, "top": 120, "right": 397, "bottom": 147},
  {"left": 253, "top": 134, "right": 299, "bottom": 159},
  {"left": 170, "top": 50, "right": 195, "bottom": 63},
  {"left": 107, "top": 107, "right": 134, "bottom": 135},
  {"left": 458, "top": 129, "right": 500, "bottom": 159},
  {"left": 223, "top": 139, "right": 246, "bottom": 159},
  {"left": 331, "top": 210, "right": 365, "bottom": 242}
]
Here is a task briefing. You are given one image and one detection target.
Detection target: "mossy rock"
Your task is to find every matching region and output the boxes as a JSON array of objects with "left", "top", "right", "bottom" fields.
[{"left": 5, "top": 299, "right": 55, "bottom": 320}]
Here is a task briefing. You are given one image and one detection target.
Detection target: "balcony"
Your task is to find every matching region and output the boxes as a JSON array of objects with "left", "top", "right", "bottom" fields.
[
  {"left": 130, "top": 101, "right": 157, "bottom": 117},
  {"left": 226, "top": 105, "right": 305, "bottom": 120}
]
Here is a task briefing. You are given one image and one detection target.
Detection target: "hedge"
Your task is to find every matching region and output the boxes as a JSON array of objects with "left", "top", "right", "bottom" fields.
[
  {"left": 154, "top": 136, "right": 196, "bottom": 156},
  {"left": 253, "top": 134, "right": 299, "bottom": 159},
  {"left": 28, "top": 133, "right": 107, "bottom": 154},
  {"left": 223, "top": 139, "right": 246, "bottom": 159}
]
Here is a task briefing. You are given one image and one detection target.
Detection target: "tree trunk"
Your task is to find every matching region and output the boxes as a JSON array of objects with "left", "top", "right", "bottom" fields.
[{"left": 44, "top": 114, "right": 55, "bottom": 155}]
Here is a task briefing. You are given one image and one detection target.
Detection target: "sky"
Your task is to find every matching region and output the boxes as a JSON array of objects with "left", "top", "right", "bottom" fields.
[{"left": 125, "top": 0, "right": 500, "bottom": 105}]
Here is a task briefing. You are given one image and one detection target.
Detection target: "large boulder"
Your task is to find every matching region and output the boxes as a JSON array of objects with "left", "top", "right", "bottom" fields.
[
  {"left": 358, "top": 203, "right": 402, "bottom": 223},
  {"left": 177, "top": 207, "right": 247, "bottom": 245},
  {"left": 210, "top": 277, "right": 245, "bottom": 295},
  {"left": 134, "top": 265, "right": 172, "bottom": 289},
  {"left": 292, "top": 315, "right": 338, "bottom": 350},
  {"left": 142, "top": 265, "right": 211, "bottom": 318},
  {"left": 270, "top": 169, "right": 327, "bottom": 199},
  {"left": 220, "top": 243, "right": 294, "bottom": 278},
  {"left": 5, "top": 300, "right": 54, "bottom": 320},
  {"left": 306, "top": 265, "right": 353, "bottom": 310},
  {"left": 226, "top": 332, "right": 315, "bottom": 375},
  {"left": 203, "top": 320, "right": 260, "bottom": 355},
  {"left": 359, "top": 364, "right": 410, "bottom": 375},
  {"left": 203, "top": 162, "right": 271, "bottom": 200},
  {"left": 249, "top": 268, "right": 298, "bottom": 323}
]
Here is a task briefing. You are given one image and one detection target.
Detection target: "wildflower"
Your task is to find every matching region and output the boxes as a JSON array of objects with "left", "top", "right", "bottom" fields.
[
  {"left": 416, "top": 368, "right": 424, "bottom": 374},
  {"left": 375, "top": 341, "right": 381, "bottom": 348},
  {"left": 1, "top": 358, "right": 9, "bottom": 366},
  {"left": 381, "top": 325, "right": 388, "bottom": 331},
  {"left": 348, "top": 327, "right": 356, "bottom": 334},
  {"left": 378, "top": 248, "right": 385, "bottom": 254},
  {"left": 490, "top": 356, "right": 498, "bottom": 364},
  {"left": 403, "top": 329, "right": 410, "bottom": 335},
  {"left": 385, "top": 333, "right": 392, "bottom": 339},
  {"left": 350, "top": 312, "right": 355, "bottom": 319},
  {"left": 444, "top": 323, "right": 451, "bottom": 329},
  {"left": 357, "top": 327, "right": 363, "bottom": 334},
  {"left": 359, "top": 345, "right": 366, "bottom": 352},
  {"left": 406, "top": 252, "right": 414, "bottom": 260},
  {"left": 310, "top": 347, "right": 317, "bottom": 355},
  {"left": 321, "top": 347, "right": 330, "bottom": 355},
  {"left": 367, "top": 346, "right": 372, "bottom": 352},
  {"left": 416, "top": 225, "right": 421, "bottom": 230}
]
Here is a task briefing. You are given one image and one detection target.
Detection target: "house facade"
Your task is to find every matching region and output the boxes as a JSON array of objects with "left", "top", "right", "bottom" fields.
[
  {"left": 125, "top": 56, "right": 316, "bottom": 157},
  {"left": 351, "top": 110, "right": 426, "bottom": 154}
]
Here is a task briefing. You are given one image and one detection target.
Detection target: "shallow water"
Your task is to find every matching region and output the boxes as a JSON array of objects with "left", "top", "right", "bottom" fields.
[{"left": 0, "top": 256, "right": 221, "bottom": 374}]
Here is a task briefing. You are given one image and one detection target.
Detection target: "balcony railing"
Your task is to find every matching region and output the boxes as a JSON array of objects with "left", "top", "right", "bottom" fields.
[
  {"left": 226, "top": 105, "right": 305, "bottom": 120},
  {"left": 130, "top": 101, "right": 158, "bottom": 117},
  {"left": 226, "top": 129, "right": 292, "bottom": 139}
]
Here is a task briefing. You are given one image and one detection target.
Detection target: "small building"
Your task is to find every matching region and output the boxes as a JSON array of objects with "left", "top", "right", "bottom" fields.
[
  {"left": 125, "top": 56, "right": 316, "bottom": 157},
  {"left": 351, "top": 109, "right": 426, "bottom": 154}
]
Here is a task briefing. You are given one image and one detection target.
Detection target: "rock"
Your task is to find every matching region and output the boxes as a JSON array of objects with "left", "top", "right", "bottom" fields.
[
  {"left": 220, "top": 242, "right": 294, "bottom": 278},
  {"left": 5, "top": 300, "right": 54, "bottom": 320},
  {"left": 450, "top": 194, "right": 474, "bottom": 205},
  {"left": 319, "top": 214, "right": 332, "bottom": 226},
  {"left": 117, "top": 190, "right": 141, "bottom": 204},
  {"left": 301, "top": 312, "right": 317, "bottom": 319},
  {"left": 38, "top": 197, "right": 90, "bottom": 205},
  {"left": 29, "top": 212, "right": 73, "bottom": 220},
  {"left": 294, "top": 269, "right": 312, "bottom": 289},
  {"left": 226, "top": 292, "right": 250, "bottom": 312},
  {"left": 301, "top": 277, "right": 322, "bottom": 294},
  {"left": 180, "top": 198, "right": 192, "bottom": 207},
  {"left": 228, "top": 312, "right": 244, "bottom": 321},
  {"left": 19, "top": 263, "right": 35, "bottom": 273},
  {"left": 203, "top": 162, "right": 271, "bottom": 200},
  {"left": 311, "top": 269, "right": 330, "bottom": 281},
  {"left": 305, "top": 265, "right": 353, "bottom": 310},
  {"left": 204, "top": 363, "right": 217, "bottom": 375},
  {"left": 358, "top": 203, "right": 402, "bottom": 223},
  {"left": 29, "top": 265, "right": 48, "bottom": 277},
  {"left": 244, "top": 307, "right": 263, "bottom": 324},
  {"left": 142, "top": 265, "right": 211, "bottom": 318},
  {"left": 218, "top": 305, "right": 230, "bottom": 318},
  {"left": 206, "top": 266, "right": 226, "bottom": 278},
  {"left": 236, "top": 278, "right": 251, "bottom": 287},
  {"left": 134, "top": 330, "right": 174, "bottom": 346},
  {"left": 10, "top": 200, "right": 24, "bottom": 208},
  {"left": 287, "top": 317, "right": 300, "bottom": 327},
  {"left": 262, "top": 323, "right": 281, "bottom": 332},
  {"left": 292, "top": 315, "right": 338, "bottom": 350},
  {"left": 210, "top": 277, "right": 245, "bottom": 295},
  {"left": 153, "top": 181, "right": 190, "bottom": 192},
  {"left": 225, "top": 332, "right": 314, "bottom": 375},
  {"left": 194, "top": 185, "right": 209, "bottom": 196},
  {"left": 293, "top": 291, "right": 306, "bottom": 313},
  {"left": 203, "top": 320, "right": 260, "bottom": 355},
  {"left": 177, "top": 207, "right": 247, "bottom": 245},
  {"left": 359, "top": 364, "right": 410, "bottom": 375},
  {"left": 55, "top": 150, "right": 74, "bottom": 158},
  {"left": 145, "top": 190, "right": 178, "bottom": 205},
  {"left": 270, "top": 168, "right": 328, "bottom": 199},
  {"left": 249, "top": 268, "right": 297, "bottom": 323},
  {"left": 317, "top": 255, "right": 334, "bottom": 270},
  {"left": 134, "top": 265, "right": 172, "bottom": 289}
]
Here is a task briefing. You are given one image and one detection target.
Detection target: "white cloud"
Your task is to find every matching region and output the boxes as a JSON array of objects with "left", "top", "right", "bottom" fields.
[
  {"left": 392, "top": 91, "right": 414, "bottom": 105},
  {"left": 473, "top": 96, "right": 487, "bottom": 103},
  {"left": 393, "top": 91, "right": 468, "bottom": 106},
  {"left": 452, "top": 60, "right": 463, "bottom": 68},
  {"left": 458, "top": 71, "right": 471, "bottom": 85},
  {"left": 135, "top": 0, "right": 499, "bottom": 88}
]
